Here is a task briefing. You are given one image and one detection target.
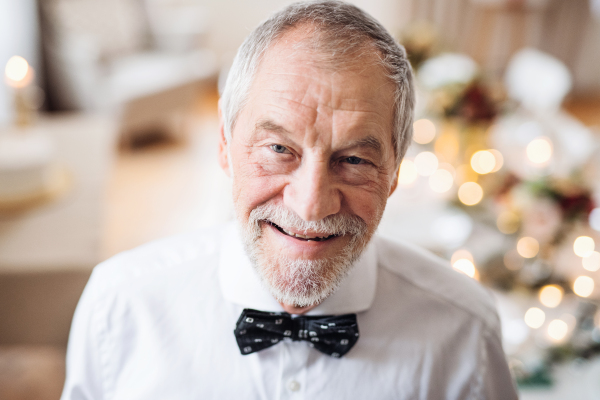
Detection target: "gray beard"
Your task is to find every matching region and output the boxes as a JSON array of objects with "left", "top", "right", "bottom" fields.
[{"left": 238, "top": 203, "right": 371, "bottom": 307}]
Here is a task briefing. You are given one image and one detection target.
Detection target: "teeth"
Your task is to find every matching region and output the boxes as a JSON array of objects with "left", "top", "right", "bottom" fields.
[{"left": 281, "top": 227, "right": 330, "bottom": 240}]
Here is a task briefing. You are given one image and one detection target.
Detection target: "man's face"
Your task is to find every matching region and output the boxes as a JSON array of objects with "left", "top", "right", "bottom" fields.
[{"left": 219, "top": 31, "right": 398, "bottom": 309}]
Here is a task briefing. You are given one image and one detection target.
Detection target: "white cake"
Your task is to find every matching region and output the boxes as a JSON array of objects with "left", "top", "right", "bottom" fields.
[{"left": 0, "top": 131, "right": 55, "bottom": 199}]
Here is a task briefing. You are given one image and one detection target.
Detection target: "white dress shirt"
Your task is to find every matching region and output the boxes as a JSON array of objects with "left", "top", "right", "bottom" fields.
[{"left": 61, "top": 222, "right": 518, "bottom": 400}]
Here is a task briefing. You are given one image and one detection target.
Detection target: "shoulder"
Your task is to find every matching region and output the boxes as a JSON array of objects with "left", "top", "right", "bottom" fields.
[
  {"left": 90, "top": 224, "right": 225, "bottom": 294},
  {"left": 373, "top": 235, "right": 500, "bottom": 331}
]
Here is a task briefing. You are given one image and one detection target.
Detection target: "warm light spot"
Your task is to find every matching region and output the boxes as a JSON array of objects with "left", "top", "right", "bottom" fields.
[
  {"left": 517, "top": 237, "right": 539, "bottom": 258},
  {"left": 451, "top": 249, "right": 474, "bottom": 265},
  {"left": 489, "top": 149, "right": 504, "bottom": 172},
  {"left": 413, "top": 119, "right": 436, "bottom": 144},
  {"left": 524, "top": 307, "right": 545, "bottom": 329},
  {"left": 497, "top": 211, "right": 520, "bottom": 234},
  {"left": 429, "top": 169, "right": 454, "bottom": 193},
  {"left": 458, "top": 182, "right": 483, "bottom": 206},
  {"left": 398, "top": 159, "right": 418, "bottom": 185},
  {"left": 573, "top": 276, "right": 594, "bottom": 298},
  {"left": 526, "top": 137, "right": 552, "bottom": 164},
  {"left": 470, "top": 150, "right": 496, "bottom": 174},
  {"left": 5, "top": 56, "right": 29, "bottom": 82},
  {"left": 434, "top": 132, "right": 459, "bottom": 163},
  {"left": 452, "top": 258, "right": 476, "bottom": 278},
  {"left": 547, "top": 319, "right": 568, "bottom": 342},
  {"left": 583, "top": 251, "right": 600, "bottom": 272},
  {"left": 504, "top": 249, "right": 524, "bottom": 271},
  {"left": 574, "top": 236, "right": 595, "bottom": 257},
  {"left": 539, "top": 285, "right": 563, "bottom": 308},
  {"left": 414, "top": 151, "right": 439, "bottom": 176}
]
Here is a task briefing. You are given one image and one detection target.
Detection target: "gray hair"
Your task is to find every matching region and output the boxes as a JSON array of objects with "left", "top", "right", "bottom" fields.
[{"left": 220, "top": 0, "right": 415, "bottom": 166}]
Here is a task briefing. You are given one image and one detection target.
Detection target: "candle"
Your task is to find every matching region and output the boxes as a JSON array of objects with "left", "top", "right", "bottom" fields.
[{"left": 5, "top": 55, "right": 35, "bottom": 127}]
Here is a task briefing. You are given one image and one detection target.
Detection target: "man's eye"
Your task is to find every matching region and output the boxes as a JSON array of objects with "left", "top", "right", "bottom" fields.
[
  {"left": 270, "top": 144, "right": 289, "bottom": 154},
  {"left": 345, "top": 156, "right": 363, "bottom": 165}
]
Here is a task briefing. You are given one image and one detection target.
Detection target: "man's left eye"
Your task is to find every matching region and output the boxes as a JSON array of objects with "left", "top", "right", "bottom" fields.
[
  {"left": 270, "top": 144, "right": 290, "bottom": 154},
  {"left": 345, "top": 156, "right": 363, "bottom": 165}
]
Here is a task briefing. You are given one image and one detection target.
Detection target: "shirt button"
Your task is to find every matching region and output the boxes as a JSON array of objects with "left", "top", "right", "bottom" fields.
[{"left": 287, "top": 380, "right": 301, "bottom": 392}]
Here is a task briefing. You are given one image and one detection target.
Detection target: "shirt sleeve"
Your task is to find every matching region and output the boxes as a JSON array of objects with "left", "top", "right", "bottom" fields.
[
  {"left": 61, "top": 269, "right": 107, "bottom": 400},
  {"left": 480, "top": 327, "right": 519, "bottom": 400}
]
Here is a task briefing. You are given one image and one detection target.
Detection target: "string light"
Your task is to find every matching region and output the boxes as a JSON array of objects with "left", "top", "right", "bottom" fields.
[
  {"left": 539, "top": 285, "right": 563, "bottom": 308},
  {"left": 470, "top": 150, "right": 496, "bottom": 174},
  {"left": 398, "top": 159, "right": 418, "bottom": 185},
  {"left": 413, "top": 119, "right": 436, "bottom": 144},
  {"left": 582, "top": 251, "right": 600, "bottom": 272},
  {"left": 428, "top": 169, "right": 454, "bottom": 193},
  {"left": 414, "top": 151, "right": 439, "bottom": 176},
  {"left": 524, "top": 307, "right": 545, "bottom": 329},
  {"left": 458, "top": 182, "right": 483, "bottom": 206},
  {"left": 547, "top": 319, "right": 568, "bottom": 342},
  {"left": 526, "top": 137, "right": 553, "bottom": 164},
  {"left": 573, "top": 236, "right": 595, "bottom": 257},
  {"left": 517, "top": 237, "right": 539, "bottom": 258},
  {"left": 573, "top": 276, "right": 594, "bottom": 298},
  {"left": 452, "top": 259, "right": 477, "bottom": 279}
]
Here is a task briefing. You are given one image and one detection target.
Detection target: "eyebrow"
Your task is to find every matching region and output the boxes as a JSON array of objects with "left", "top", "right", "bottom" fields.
[
  {"left": 253, "top": 118, "right": 384, "bottom": 154},
  {"left": 253, "top": 119, "right": 290, "bottom": 136}
]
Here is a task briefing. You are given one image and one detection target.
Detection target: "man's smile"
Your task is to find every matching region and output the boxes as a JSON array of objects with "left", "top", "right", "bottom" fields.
[{"left": 265, "top": 221, "right": 339, "bottom": 242}]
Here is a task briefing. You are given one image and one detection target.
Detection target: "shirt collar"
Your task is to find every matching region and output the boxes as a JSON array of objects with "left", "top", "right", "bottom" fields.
[{"left": 218, "top": 221, "right": 378, "bottom": 316}]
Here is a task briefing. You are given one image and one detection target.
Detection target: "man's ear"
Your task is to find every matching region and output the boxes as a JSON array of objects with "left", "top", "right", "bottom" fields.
[
  {"left": 388, "top": 165, "right": 399, "bottom": 197},
  {"left": 217, "top": 100, "right": 231, "bottom": 177}
]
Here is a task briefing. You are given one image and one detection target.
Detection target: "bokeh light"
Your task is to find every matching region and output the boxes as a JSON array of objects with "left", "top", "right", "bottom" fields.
[
  {"left": 539, "top": 285, "right": 563, "bottom": 308},
  {"left": 573, "top": 236, "right": 595, "bottom": 257},
  {"left": 497, "top": 211, "right": 520, "bottom": 234},
  {"left": 451, "top": 249, "right": 474, "bottom": 264},
  {"left": 5, "top": 55, "right": 29, "bottom": 82},
  {"left": 413, "top": 119, "right": 436, "bottom": 144},
  {"left": 434, "top": 132, "right": 459, "bottom": 163},
  {"left": 524, "top": 307, "right": 545, "bottom": 329},
  {"left": 504, "top": 249, "right": 525, "bottom": 271},
  {"left": 582, "top": 251, "right": 600, "bottom": 272},
  {"left": 526, "top": 137, "right": 552, "bottom": 164},
  {"left": 573, "top": 276, "right": 594, "bottom": 298},
  {"left": 470, "top": 150, "right": 496, "bottom": 174},
  {"left": 398, "top": 159, "right": 418, "bottom": 185},
  {"left": 452, "top": 258, "right": 477, "bottom": 278},
  {"left": 517, "top": 236, "right": 539, "bottom": 258},
  {"left": 547, "top": 319, "right": 568, "bottom": 342},
  {"left": 489, "top": 149, "right": 504, "bottom": 172},
  {"left": 428, "top": 169, "right": 453, "bottom": 193},
  {"left": 414, "top": 151, "right": 439, "bottom": 176},
  {"left": 458, "top": 182, "right": 483, "bottom": 206}
]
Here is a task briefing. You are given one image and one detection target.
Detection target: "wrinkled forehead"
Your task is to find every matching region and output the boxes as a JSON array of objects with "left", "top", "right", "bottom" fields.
[{"left": 263, "top": 23, "right": 387, "bottom": 73}]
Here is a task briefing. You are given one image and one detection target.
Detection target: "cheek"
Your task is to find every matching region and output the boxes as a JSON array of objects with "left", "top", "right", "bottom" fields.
[
  {"left": 231, "top": 150, "right": 289, "bottom": 215},
  {"left": 341, "top": 178, "right": 391, "bottom": 224}
]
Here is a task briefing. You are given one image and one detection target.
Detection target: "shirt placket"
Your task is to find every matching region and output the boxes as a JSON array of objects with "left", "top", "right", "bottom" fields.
[{"left": 277, "top": 318, "right": 309, "bottom": 400}]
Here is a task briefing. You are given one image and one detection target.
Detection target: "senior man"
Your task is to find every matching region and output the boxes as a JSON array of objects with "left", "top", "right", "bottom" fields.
[{"left": 62, "top": 1, "right": 517, "bottom": 399}]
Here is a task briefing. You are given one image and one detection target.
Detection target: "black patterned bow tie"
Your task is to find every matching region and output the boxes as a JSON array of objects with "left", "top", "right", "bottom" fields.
[{"left": 234, "top": 308, "right": 359, "bottom": 358}]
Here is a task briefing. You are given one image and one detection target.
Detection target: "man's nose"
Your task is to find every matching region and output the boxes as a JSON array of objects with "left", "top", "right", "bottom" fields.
[{"left": 284, "top": 157, "right": 341, "bottom": 222}]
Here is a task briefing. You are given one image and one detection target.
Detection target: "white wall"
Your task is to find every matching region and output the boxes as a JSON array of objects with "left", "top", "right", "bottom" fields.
[
  {"left": 0, "top": 0, "right": 40, "bottom": 126},
  {"left": 203, "top": 0, "right": 406, "bottom": 66}
]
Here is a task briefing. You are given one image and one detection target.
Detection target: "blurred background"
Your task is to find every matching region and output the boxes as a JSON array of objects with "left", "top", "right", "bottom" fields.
[{"left": 0, "top": 0, "right": 599, "bottom": 399}]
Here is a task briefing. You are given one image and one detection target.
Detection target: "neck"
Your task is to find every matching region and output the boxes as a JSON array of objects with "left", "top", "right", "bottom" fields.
[{"left": 279, "top": 302, "right": 318, "bottom": 315}]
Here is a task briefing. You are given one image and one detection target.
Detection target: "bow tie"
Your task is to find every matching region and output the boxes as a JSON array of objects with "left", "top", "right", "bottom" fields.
[{"left": 234, "top": 308, "right": 359, "bottom": 358}]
